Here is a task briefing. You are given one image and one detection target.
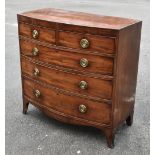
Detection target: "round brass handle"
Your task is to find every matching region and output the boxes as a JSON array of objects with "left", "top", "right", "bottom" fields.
[
  {"left": 34, "top": 90, "right": 41, "bottom": 98},
  {"left": 79, "top": 104, "right": 87, "bottom": 113},
  {"left": 80, "top": 58, "right": 89, "bottom": 67},
  {"left": 79, "top": 81, "right": 88, "bottom": 90},
  {"left": 32, "top": 47, "right": 39, "bottom": 56},
  {"left": 80, "top": 38, "right": 89, "bottom": 49},
  {"left": 32, "top": 29, "right": 39, "bottom": 39},
  {"left": 33, "top": 68, "right": 40, "bottom": 76}
]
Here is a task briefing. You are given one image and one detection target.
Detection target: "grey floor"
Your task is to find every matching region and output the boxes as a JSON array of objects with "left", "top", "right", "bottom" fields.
[{"left": 5, "top": 0, "right": 150, "bottom": 155}]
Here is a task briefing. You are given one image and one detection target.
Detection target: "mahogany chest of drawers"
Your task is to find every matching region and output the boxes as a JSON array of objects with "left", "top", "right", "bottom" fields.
[{"left": 17, "top": 8, "right": 142, "bottom": 148}]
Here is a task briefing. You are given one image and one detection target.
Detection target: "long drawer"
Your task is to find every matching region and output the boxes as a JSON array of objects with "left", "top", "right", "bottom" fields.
[
  {"left": 21, "top": 56, "right": 113, "bottom": 100},
  {"left": 20, "top": 39, "right": 114, "bottom": 75},
  {"left": 23, "top": 77, "right": 111, "bottom": 124}
]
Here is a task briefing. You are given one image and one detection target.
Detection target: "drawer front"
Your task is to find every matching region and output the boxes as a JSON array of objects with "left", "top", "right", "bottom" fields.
[
  {"left": 18, "top": 23, "right": 55, "bottom": 44},
  {"left": 23, "top": 77, "right": 111, "bottom": 124},
  {"left": 58, "top": 31, "right": 116, "bottom": 54},
  {"left": 21, "top": 57, "right": 113, "bottom": 100},
  {"left": 20, "top": 39, "right": 114, "bottom": 75}
]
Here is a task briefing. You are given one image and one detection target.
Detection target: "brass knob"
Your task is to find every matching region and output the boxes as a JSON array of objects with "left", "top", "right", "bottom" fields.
[
  {"left": 79, "top": 81, "right": 88, "bottom": 90},
  {"left": 80, "top": 38, "right": 89, "bottom": 48},
  {"left": 79, "top": 104, "right": 87, "bottom": 113},
  {"left": 80, "top": 58, "right": 89, "bottom": 67},
  {"left": 32, "top": 47, "right": 39, "bottom": 56},
  {"left": 34, "top": 90, "right": 41, "bottom": 98},
  {"left": 33, "top": 68, "right": 40, "bottom": 76},
  {"left": 32, "top": 29, "right": 39, "bottom": 39}
]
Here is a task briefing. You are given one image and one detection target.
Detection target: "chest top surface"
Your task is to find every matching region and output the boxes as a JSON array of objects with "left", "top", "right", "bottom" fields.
[{"left": 18, "top": 8, "right": 140, "bottom": 30}]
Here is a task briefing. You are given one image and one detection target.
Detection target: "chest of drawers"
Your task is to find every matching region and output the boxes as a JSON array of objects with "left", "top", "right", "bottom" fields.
[{"left": 17, "top": 8, "right": 142, "bottom": 148}]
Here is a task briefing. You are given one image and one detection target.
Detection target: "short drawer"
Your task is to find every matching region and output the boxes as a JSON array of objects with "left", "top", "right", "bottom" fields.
[
  {"left": 21, "top": 57, "right": 113, "bottom": 100},
  {"left": 58, "top": 31, "right": 116, "bottom": 54},
  {"left": 20, "top": 39, "right": 114, "bottom": 75},
  {"left": 23, "top": 77, "right": 111, "bottom": 124},
  {"left": 18, "top": 23, "right": 55, "bottom": 44}
]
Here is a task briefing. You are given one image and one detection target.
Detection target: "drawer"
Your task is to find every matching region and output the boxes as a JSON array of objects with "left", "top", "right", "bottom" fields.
[
  {"left": 21, "top": 57, "right": 113, "bottom": 100},
  {"left": 18, "top": 23, "right": 55, "bottom": 44},
  {"left": 20, "top": 39, "right": 114, "bottom": 75},
  {"left": 23, "top": 77, "right": 111, "bottom": 124},
  {"left": 58, "top": 31, "right": 116, "bottom": 54}
]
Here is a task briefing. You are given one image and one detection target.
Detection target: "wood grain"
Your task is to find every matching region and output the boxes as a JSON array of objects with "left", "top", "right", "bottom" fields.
[
  {"left": 17, "top": 8, "right": 142, "bottom": 148},
  {"left": 20, "top": 39, "right": 114, "bottom": 75},
  {"left": 58, "top": 31, "right": 116, "bottom": 54},
  {"left": 18, "top": 22, "right": 56, "bottom": 44},
  {"left": 21, "top": 56, "right": 113, "bottom": 100},
  {"left": 112, "top": 22, "right": 142, "bottom": 128},
  {"left": 18, "top": 8, "right": 139, "bottom": 30},
  {"left": 23, "top": 77, "right": 112, "bottom": 124}
]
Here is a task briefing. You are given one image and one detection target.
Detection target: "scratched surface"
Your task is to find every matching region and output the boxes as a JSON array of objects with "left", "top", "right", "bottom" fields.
[{"left": 6, "top": 0, "right": 150, "bottom": 155}]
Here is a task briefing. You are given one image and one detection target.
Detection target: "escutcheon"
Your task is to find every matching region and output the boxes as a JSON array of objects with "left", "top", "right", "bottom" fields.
[
  {"left": 32, "top": 47, "right": 39, "bottom": 56},
  {"left": 34, "top": 89, "right": 41, "bottom": 98},
  {"left": 79, "top": 104, "right": 87, "bottom": 113},
  {"left": 79, "top": 81, "right": 88, "bottom": 90},
  {"left": 32, "top": 29, "right": 39, "bottom": 39},
  {"left": 80, "top": 38, "right": 90, "bottom": 48},
  {"left": 80, "top": 58, "right": 89, "bottom": 67},
  {"left": 33, "top": 68, "right": 40, "bottom": 76}
]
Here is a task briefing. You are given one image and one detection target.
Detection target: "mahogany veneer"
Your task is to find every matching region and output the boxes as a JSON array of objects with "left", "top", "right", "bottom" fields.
[{"left": 17, "top": 8, "right": 142, "bottom": 148}]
